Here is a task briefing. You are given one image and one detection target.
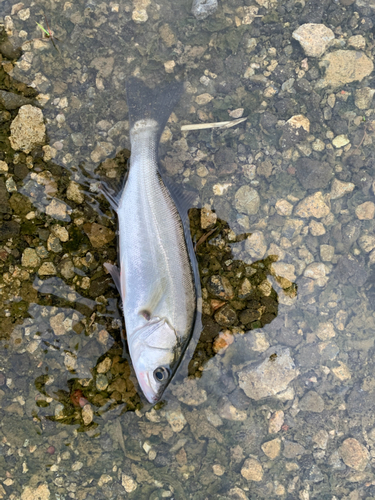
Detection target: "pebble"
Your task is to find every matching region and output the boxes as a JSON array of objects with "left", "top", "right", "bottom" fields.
[
  {"left": 201, "top": 205, "right": 217, "bottom": 229},
  {"left": 164, "top": 60, "right": 175, "bottom": 73},
  {"left": 355, "top": 87, "right": 375, "bottom": 109},
  {"left": 60, "top": 259, "right": 74, "bottom": 279},
  {"left": 96, "top": 374, "right": 108, "bottom": 391},
  {"left": 312, "top": 139, "right": 325, "bottom": 152},
  {"left": 122, "top": 474, "right": 137, "bottom": 493},
  {"left": 51, "top": 225, "right": 69, "bottom": 242},
  {"left": 82, "top": 403, "right": 94, "bottom": 425},
  {"left": 309, "top": 220, "right": 326, "bottom": 236},
  {"left": 358, "top": 234, "right": 375, "bottom": 253},
  {"left": 339, "top": 438, "right": 369, "bottom": 471},
  {"left": 9, "top": 105, "right": 46, "bottom": 153},
  {"left": 97, "top": 357, "right": 112, "bottom": 373},
  {"left": 21, "top": 248, "right": 40, "bottom": 268},
  {"left": 268, "top": 410, "right": 284, "bottom": 434},
  {"left": 283, "top": 440, "right": 306, "bottom": 459},
  {"left": 229, "top": 108, "right": 244, "bottom": 118},
  {"left": 313, "top": 430, "right": 329, "bottom": 450},
  {"left": 332, "top": 361, "right": 351, "bottom": 381},
  {"left": 0, "top": 160, "right": 8, "bottom": 172},
  {"left": 64, "top": 352, "right": 77, "bottom": 371},
  {"left": 299, "top": 391, "right": 325, "bottom": 412},
  {"left": 261, "top": 438, "right": 281, "bottom": 459},
  {"left": 235, "top": 186, "right": 260, "bottom": 216},
  {"left": 348, "top": 35, "right": 366, "bottom": 50},
  {"left": 171, "top": 378, "right": 207, "bottom": 406},
  {"left": 83, "top": 222, "right": 115, "bottom": 248},
  {"left": 355, "top": 201, "right": 375, "bottom": 220},
  {"left": 47, "top": 235, "right": 62, "bottom": 253},
  {"left": 295, "top": 158, "right": 333, "bottom": 190},
  {"left": 98, "top": 475, "right": 112, "bottom": 487},
  {"left": 195, "top": 93, "right": 214, "bottom": 105},
  {"left": 38, "top": 262, "right": 57, "bottom": 276},
  {"left": 21, "top": 484, "right": 50, "bottom": 500},
  {"left": 238, "top": 348, "right": 298, "bottom": 400},
  {"left": 275, "top": 199, "right": 293, "bottom": 216},
  {"left": 292, "top": 23, "right": 334, "bottom": 57},
  {"left": 0, "top": 90, "right": 34, "bottom": 110},
  {"left": 320, "top": 244, "right": 334, "bottom": 262},
  {"left": 241, "top": 458, "right": 264, "bottom": 482},
  {"left": 247, "top": 331, "right": 269, "bottom": 352},
  {"left": 72, "top": 461, "right": 83, "bottom": 471},
  {"left": 219, "top": 401, "right": 247, "bottom": 421},
  {"left": 294, "top": 192, "right": 330, "bottom": 219},
  {"left": 90, "top": 142, "right": 115, "bottom": 163},
  {"left": 206, "top": 275, "right": 234, "bottom": 300},
  {"left": 245, "top": 231, "right": 267, "bottom": 259},
  {"left": 303, "top": 262, "right": 327, "bottom": 279},
  {"left": 67, "top": 181, "right": 84, "bottom": 204},
  {"left": 50, "top": 312, "right": 66, "bottom": 336},
  {"left": 271, "top": 262, "right": 296, "bottom": 282},
  {"left": 213, "top": 331, "right": 234, "bottom": 353},
  {"left": 212, "top": 464, "right": 225, "bottom": 476},
  {"left": 165, "top": 408, "right": 187, "bottom": 432},
  {"left": 45, "top": 199, "right": 71, "bottom": 221},
  {"left": 159, "top": 24, "right": 176, "bottom": 47},
  {"left": 214, "top": 304, "right": 237, "bottom": 326},
  {"left": 191, "top": 0, "right": 218, "bottom": 20},
  {"left": 132, "top": 9, "right": 148, "bottom": 23},
  {"left": 332, "top": 134, "right": 350, "bottom": 148},
  {"left": 319, "top": 50, "right": 374, "bottom": 88},
  {"left": 315, "top": 321, "right": 336, "bottom": 341},
  {"left": 330, "top": 178, "right": 355, "bottom": 200}
]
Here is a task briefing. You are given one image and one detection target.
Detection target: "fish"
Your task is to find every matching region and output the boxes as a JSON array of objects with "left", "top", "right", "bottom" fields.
[{"left": 103, "top": 77, "right": 200, "bottom": 404}]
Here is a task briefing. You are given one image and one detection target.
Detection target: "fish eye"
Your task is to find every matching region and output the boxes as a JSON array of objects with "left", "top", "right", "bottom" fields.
[{"left": 153, "top": 366, "right": 170, "bottom": 383}]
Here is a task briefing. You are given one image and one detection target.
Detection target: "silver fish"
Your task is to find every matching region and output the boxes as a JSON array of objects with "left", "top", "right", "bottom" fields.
[{"left": 103, "top": 78, "right": 200, "bottom": 404}]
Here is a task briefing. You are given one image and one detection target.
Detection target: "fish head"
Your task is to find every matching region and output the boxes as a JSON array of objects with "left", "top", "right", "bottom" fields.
[{"left": 129, "top": 317, "right": 180, "bottom": 404}]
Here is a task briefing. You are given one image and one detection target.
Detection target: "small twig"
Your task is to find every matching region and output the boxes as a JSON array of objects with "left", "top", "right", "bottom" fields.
[
  {"left": 181, "top": 116, "right": 247, "bottom": 132},
  {"left": 194, "top": 227, "right": 218, "bottom": 251}
]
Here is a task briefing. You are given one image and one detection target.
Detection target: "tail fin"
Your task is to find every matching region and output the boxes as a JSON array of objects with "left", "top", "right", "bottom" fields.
[{"left": 126, "top": 77, "right": 184, "bottom": 141}]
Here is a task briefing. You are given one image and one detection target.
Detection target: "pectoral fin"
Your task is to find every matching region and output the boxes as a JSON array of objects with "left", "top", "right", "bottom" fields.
[{"left": 104, "top": 263, "right": 122, "bottom": 294}]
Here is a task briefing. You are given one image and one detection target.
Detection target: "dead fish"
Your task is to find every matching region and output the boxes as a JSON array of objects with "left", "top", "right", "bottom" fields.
[{"left": 103, "top": 78, "right": 200, "bottom": 404}]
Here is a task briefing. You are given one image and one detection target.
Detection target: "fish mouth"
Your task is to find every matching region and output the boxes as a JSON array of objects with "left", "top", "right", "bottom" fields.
[{"left": 138, "top": 371, "right": 164, "bottom": 404}]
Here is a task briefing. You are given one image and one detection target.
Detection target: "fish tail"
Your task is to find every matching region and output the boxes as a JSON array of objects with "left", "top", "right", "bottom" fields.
[{"left": 126, "top": 77, "right": 184, "bottom": 141}]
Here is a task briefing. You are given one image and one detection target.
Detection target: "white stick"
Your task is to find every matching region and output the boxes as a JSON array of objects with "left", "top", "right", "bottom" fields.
[{"left": 181, "top": 116, "right": 248, "bottom": 131}]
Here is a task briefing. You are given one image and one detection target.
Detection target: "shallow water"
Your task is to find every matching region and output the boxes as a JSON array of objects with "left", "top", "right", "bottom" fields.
[{"left": 1, "top": 0, "right": 375, "bottom": 498}]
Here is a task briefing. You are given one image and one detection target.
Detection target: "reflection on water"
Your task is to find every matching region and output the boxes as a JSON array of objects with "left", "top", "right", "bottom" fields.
[{"left": 1, "top": 1, "right": 375, "bottom": 498}]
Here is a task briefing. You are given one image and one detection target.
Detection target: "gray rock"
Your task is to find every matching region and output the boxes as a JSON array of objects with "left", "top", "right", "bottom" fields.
[
  {"left": 191, "top": 0, "right": 218, "bottom": 20},
  {"left": 0, "top": 90, "right": 35, "bottom": 110},
  {"left": 0, "top": 220, "right": 20, "bottom": 241},
  {"left": 214, "top": 304, "right": 237, "bottom": 326},
  {"left": 342, "top": 220, "right": 361, "bottom": 249},
  {"left": 235, "top": 186, "right": 260, "bottom": 216},
  {"left": 283, "top": 440, "right": 306, "bottom": 459},
  {"left": 295, "top": 158, "right": 333, "bottom": 190},
  {"left": 206, "top": 275, "right": 234, "bottom": 300},
  {"left": 237, "top": 347, "right": 298, "bottom": 400},
  {"left": 299, "top": 390, "right": 325, "bottom": 412},
  {"left": 0, "top": 40, "right": 22, "bottom": 60},
  {"left": 214, "top": 147, "right": 237, "bottom": 176},
  {"left": 334, "top": 256, "right": 369, "bottom": 286}
]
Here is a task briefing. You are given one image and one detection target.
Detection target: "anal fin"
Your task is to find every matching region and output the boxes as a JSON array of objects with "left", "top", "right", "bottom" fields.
[{"left": 104, "top": 263, "right": 122, "bottom": 294}]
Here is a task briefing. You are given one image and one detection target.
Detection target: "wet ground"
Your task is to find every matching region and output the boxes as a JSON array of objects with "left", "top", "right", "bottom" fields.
[{"left": 1, "top": 0, "right": 375, "bottom": 498}]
